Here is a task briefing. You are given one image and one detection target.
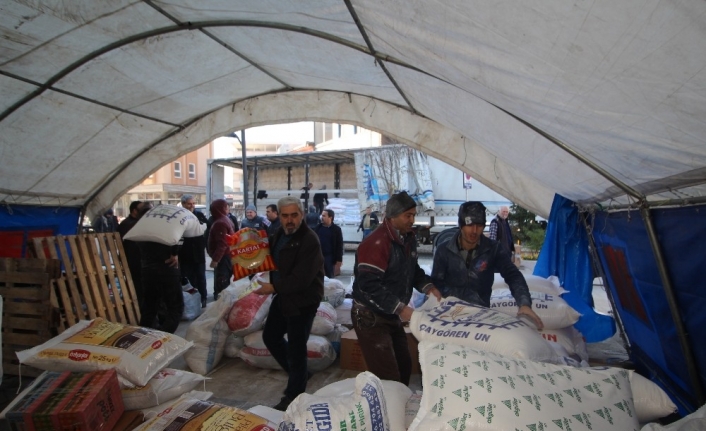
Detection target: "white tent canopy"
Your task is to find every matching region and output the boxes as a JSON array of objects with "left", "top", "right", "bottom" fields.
[{"left": 1, "top": 0, "right": 705, "bottom": 219}]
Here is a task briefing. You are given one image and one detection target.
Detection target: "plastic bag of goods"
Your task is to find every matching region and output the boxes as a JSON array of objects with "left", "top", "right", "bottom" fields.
[
  {"left": 314, "top": 376, "right": 412, "bottom": 431},
  {"left": 123, "top": 204, "right": 205, "bottom": 246},
  {"left": 322, "top": 277, "right": 346, "bottom": 308},
  {"left": 410, "top": 297, "right": 558, "bottom": 363},
  {"left": 409, "top": 341, "right": 640, "bottom": 431},
  {"left": 226, "top": 291, "right": 273, "bottom": 337},
  {"left": 16, "top": 318, "right": 193, "bottom": 387},
  {"left": 311, "top": 301, "right": 337, "bottom": 335},
  {"left": 227, "top": 228, "right": 276, "bottom": 280},
  {"left": 183, "top": 285, "right": 241, "bottom": 375},
  {"left": 133, "top": 393, "right": 278, "bottom": 431},
  {"left": 120, "top": 368, "right": 208, "bottom": 411},
  {"left": 240, "top": 331, "right": 337, "bottom": 372},
  {"left": 181, "top": 282, "right": 202, "bottom": 321},
  {"left": 335, "top": 298, "right": 353, "bottom": 326},
  {"left": 491, "top": 288, "right": 581, "bottom": 329},
  {"left": 281, "top": 371, "right": 391, "bottom": 431}
]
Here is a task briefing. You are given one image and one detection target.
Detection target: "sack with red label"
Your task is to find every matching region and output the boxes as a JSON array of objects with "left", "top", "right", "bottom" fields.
[{"left": 227, "top": 228, "right": 277, "bottom": 280}]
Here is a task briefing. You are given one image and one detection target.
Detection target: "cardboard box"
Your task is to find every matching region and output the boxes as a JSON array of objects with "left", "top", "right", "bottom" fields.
[
  {"left": 340, "top": 327, "right": 421, "bottom": 375},
  {"left": 5, "top": 370, "right": 124, "bottom": 431}
]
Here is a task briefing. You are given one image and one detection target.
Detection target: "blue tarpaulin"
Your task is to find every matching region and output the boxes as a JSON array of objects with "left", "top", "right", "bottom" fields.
[{"left": 0, "top": 204, "right": 80, "bottom": 257}]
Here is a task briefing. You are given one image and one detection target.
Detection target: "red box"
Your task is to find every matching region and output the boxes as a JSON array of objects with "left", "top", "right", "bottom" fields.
[{"left": 5, "top": 370, "right": 124, "bottom": 431}]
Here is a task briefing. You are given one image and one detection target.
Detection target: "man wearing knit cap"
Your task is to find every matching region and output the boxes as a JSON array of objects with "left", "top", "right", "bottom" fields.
[
  {"left": 431, "top": 201, "right": 544, "bottom": 329},
  {"left": 352, "top": 191, "right": 441, "bottom": 385},
  {"left": 240, "top": 204, "right": 266, "bottom": 231}
]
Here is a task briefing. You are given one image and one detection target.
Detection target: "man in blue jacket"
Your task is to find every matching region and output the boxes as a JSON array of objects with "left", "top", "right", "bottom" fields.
[
  {"left": 431, "top": 201, "right": 543, "bottom": 329},
  {"left": 352, "top": 192, "right": 441, "bottom": 385}
]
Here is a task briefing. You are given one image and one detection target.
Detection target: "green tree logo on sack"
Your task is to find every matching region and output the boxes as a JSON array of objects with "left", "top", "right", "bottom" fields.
[
  {"left": 431, "top": 356, "right": 445, "bottom": 368},
  {"left": 537, "top": 373, "right": 557, "bottom": 386},
  {"left": 494, "top": 360, "right": 511, "bottom": 371},
  {"left": 474, "top": 403, "right": 496, "bottom": 424},
  {"left": 554, "top": 369, "right": 573, "bottom": 381},
  {"left": 563, "top": 387, "right": 582, "bottom": 403},
  {"left": 522, "top": 394, "right": 542, "bottom": 411},
  {"left": 584, "top": 382, "right": 603, "bottom": 397},
  {"left": 474, "top": 378, "right": 493, "bottom": 393},
  {"left": 431, "top": 397, "right": 446, "bottom": 417},
  {"left": 432, "top": 374, "right": 446, "bottom": 389},
  {"left": 501, "top": 397, "right": 521, "bottom": 416},
  {"left": 525, "top": 422, "right": 549, "bottom": 431},
  {"left": 517, "top": 374, "right": 535, "bottom": 387},
  {"left": 572, "top": 412, "right": 593, "bottom": 429},
  {"left": 447, "top": 413, "right": 470, "bottom": 431},
  {"left": 452, "top": 365, "right": 469, "bottom": 377},
  {"left": 594, "top": 406, "right": 615, "bottom": 425},
  {"left": 498, "top": 375, "right": 517, "bottom": 389},
  {"left": 452, "top": 386, "right": 472, "bottom": 402},
  {"left": 551, "top": 417, "right": 573, "bottom": 430},
  {"left": 545, "top": 392, "right": 565, "bottom": 408},
  {"left": 602, "top": 374, "right": 622, "bottom": 389},
  {"left": 471, "top": 360, "right": 489, "bottom": 371},
  {"left": 614, "top": 399, "right": 634, "bottom": 417}
]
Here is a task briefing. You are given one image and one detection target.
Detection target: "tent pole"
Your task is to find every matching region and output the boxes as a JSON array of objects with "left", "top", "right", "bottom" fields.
[{"left": 640, "top": 205, "right": 705, "bottom": 406}]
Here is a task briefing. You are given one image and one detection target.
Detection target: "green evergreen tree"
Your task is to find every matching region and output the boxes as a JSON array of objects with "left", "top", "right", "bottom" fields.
[{"left": 508, "top": 204, "right": 546, "bottom": 259}]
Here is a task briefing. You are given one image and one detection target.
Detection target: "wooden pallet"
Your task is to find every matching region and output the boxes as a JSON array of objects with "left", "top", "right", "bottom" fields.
[
  {"left": 31, "top": 233, "right": 141, "bottom": 333},
  {"left": 0, "top": 258, "right": 60, "bottom": 377}
]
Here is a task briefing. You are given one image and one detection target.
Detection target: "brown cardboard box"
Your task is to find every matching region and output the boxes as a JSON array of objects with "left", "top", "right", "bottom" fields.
[{"left": 340, "top": 327, "right": 421, "bottom": 374}]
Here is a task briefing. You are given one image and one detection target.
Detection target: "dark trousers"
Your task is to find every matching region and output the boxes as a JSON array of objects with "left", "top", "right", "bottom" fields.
[
  {"left": 213, "top": 256, "right": 232, "bottom": 300},
  {"left": 180, "top": 262, "right": 207, "bottom": 305},
  {"left": 262, "top": 295, "right": 316, "bottom": 400},
  {"left": 351, "top": 302, "right": 411, "bottom": 386},
  {"left": 322, "top": 254, "right": 334, "bottom": 279},
  {"left": 139, "top": 263, "right": 183, "bottom": 334}
]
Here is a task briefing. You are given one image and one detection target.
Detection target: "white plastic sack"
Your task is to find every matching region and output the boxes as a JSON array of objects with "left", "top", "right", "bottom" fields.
[
  {"left": 491, "top": 288, "right": 581, "bottom": 329},
  {"left": 281, "top": 371, "right": 391, "bottom": 431},
  {"left": 120, "top": 368, "right": 208, "bottom": 411},
  {"left": 627, "top": 370, "right": 678, "bottom": 423},
  {"left": 15, "top": 318, "right": 193, "bottom": 387},
  {"left": 181, "top": 288, "right": 202, "bottom": 321},
  {"left": 123, "top": 204, "right": 206, "bottom": 246},
  {"left": 410, "top": 341, "right": 640, "bottom": 431},
  {"left": 492, "top": 273, "right": 568, "bottom": 295},
  {"left": 540, "top": 326, "right": 589, "bottom": 362},
  {"left": 410, "top": 297, "right": 558, "bottom": 363},
  {"left": 246, "top": 405, "right": 284, "bottom": 427},
  {"left": 335, "top": 298, "right": 353, "bottom": 326},
  {"left": 240, "top": 331, "right": 337, "bottom": 372},
  {"left": 323, "top": 277, "right": 346, "bottom": 308},
  {"left": 640, "top": 404, "right": 705, "bottom": 431},
  {"left": 223, "top": 333, "right": 245, "bottom": 358},
  {"left": 226, "top": 292, "right": 272, "bottom": 337},
  {"left": 324, "top": 324, "right": 348, "bottom": 356},
  {"left": 311, "top": 301, "right": 337, "bottom": 335},
  {"left": 405, "top": 392, "right": 423, "bottom": 430},
  {"left": 314, "top": 377, "right": 412, "bottom": 431},
  {"left": 183, "top": 285, "right": 242, "bottom": 375}
]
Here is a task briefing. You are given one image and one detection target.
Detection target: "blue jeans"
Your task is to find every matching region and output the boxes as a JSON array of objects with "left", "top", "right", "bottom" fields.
[{"left": 262, "top": 295, "right": 316, "bottom": 400}]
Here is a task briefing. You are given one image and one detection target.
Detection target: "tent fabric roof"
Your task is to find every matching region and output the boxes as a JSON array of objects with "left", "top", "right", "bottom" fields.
[{"left": 1, "top": 0, "right": 705, "bottom": 219}]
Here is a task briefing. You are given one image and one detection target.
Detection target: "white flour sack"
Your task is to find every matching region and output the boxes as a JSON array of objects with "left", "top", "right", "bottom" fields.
[
  {"left": 323, "top": 277, "right": 346, "bottom": 308},
  {"left": 540, "top": 326, "right": 589, "bottom": 362},
  {"left": 628, "top": 370, "right": 678, "bottom": 423},
  {"left": 314, "top": 377, "right": 412, "bottom": 431},
  {"left": 409, "top": 341, "right": 640, "bottom": 431},
  {"left": 410, "top": 297, "right": 558, "bottom": 363},
  {"left": 335, "top": 298, "right": 353, "bottom": 326},
  {"left": 311, "top": 301, "right": 337, "bottom": 335},
  {"left": 15, "top": 318, "right": 193, "bottom": 387},
  {"left": 281, "top": 371, "right": 391, "bottom": 431},
  {"left": 492, "top": 273, "right": 567, "bottom": 295},
  {"left": 120, "top": 368, "right": 208, "bottom": 411},
  {"left": 123, "top": 204, "right": 205, "bottom": 246},
  {"left": 491, "top": 288, "right": 581, "bottom": 329},
  {"left": 226, "top": 292, "right": 273, "bottom": 336}
]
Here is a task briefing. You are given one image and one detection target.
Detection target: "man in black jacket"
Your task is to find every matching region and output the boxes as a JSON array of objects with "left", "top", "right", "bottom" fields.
[
  {"left": 352, "top": 192, "right": 441, "bottom": 385},
  {"left": 253, "top": 196, "right": 324, "bottom": 411},
  {"left": 314, "top": 209, "right": 343, "bottom": 278},
  {"left": 178, "top": 195, "right": 208, "bottom": 308}
]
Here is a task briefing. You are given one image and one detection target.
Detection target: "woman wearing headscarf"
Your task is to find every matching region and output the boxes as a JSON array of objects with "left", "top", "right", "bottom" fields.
[{"left": 208, "top": 199, "right": 235, "bottom": 301}]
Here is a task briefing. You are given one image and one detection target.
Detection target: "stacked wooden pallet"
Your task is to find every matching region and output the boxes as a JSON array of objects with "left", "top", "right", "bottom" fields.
[
  {"left": 0, "top": 257, "right": 60, "bottom": 377},
  {"left": 31, "top": 232, "right": 141, "bottom": 334}
]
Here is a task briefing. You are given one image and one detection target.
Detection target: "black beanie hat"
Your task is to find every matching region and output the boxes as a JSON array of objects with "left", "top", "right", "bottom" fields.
[
  {"left": 385, "top": 192, "right": 417, "bottom": 218},
  {"left": 458, "top": 201, "right": 487, "bottom": 226}
]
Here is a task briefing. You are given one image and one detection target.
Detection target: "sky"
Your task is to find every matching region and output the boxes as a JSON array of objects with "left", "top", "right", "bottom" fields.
[{"left": 213, "top": 122, "right": 314, "bottom": 157}]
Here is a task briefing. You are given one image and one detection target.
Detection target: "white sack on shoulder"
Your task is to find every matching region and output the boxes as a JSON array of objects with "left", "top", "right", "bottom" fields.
[
  {"left": 16, "top": 318, "right": 192, "bottom": 387},
  {"left": 491, "top": 288, "right": 580, "bottom": 329},
  {"left": 410, "top": 297, "right": 558, "bottom": 363},
  {"left": 123, "top": 204, "right": 205, "bottom": 246}
]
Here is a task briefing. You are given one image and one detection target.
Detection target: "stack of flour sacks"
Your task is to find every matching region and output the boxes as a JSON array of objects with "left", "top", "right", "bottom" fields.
[
  {"left": 183, "top": 275, "right": 348, "bottom": 376},
  {"left": 276, "top": 273, "right": 679, "bottom": 431}
]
